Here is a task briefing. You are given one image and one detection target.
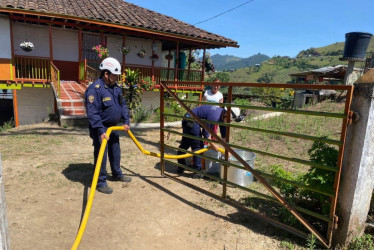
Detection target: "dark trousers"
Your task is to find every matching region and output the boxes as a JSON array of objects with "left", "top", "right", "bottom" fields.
[
  {"left": 91, "top": 128, "right": 123, "bottom": 187},
  {"left": 177, "top": 130, "right": 204, "bottom": 170}
]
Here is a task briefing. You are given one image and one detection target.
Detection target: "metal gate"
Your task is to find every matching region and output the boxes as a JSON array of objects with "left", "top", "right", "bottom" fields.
[{"left": 158, "top": 81, "right": 353, "bottom": 248}]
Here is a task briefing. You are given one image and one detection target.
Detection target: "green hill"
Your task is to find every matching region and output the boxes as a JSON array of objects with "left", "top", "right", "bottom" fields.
[
  {"left": 211, "top": 53, "right": 270, "bottom": 71},
  {"left": 208, "top": 38, "right": 374, "bottom": 84}
]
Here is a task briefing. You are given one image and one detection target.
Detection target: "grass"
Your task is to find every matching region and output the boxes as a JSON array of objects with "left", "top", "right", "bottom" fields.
[{"left": 346, "top": 234, "right": 374, "bottom": 250}]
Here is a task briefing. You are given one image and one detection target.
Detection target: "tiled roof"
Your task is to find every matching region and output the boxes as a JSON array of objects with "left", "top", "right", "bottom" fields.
[{"left": 0, "top": 0, "right": 238, "bottom": 47}]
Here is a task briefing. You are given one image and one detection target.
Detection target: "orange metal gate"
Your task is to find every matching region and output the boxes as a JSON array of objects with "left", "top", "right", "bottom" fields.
[{"left": 158, "top": 81, "right": 354, "bottom": 248}]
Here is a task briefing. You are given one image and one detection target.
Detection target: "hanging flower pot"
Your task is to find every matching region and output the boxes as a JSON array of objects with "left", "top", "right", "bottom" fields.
[
  {"left": 137, "top": 49, "right": 146, "bottom": 58},
  {"left": 150, "top": 52, "right": 159, "bottom": 61},
  {"left": 92, "top": 44, "right": 109, "bottom": 59},
  {"left": 20, "top": 41, "right": 34, "bottom": 52},
  {"left": 165, "top": 54, "right": 173, "bottom": 61},
  {"left": 121, "top": 46, "right": 131, "bottom": 56}
]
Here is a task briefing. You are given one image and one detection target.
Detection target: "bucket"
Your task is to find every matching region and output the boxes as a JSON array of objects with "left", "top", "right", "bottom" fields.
[
  {"left": 204, "top": 149, "right": 221, "bottom": 174},
  {"left": 220, "top": 150, "right": 256, "bottom": 187},
  {"left": 342, "top": 32, "right": 373, "bottom": 61}
]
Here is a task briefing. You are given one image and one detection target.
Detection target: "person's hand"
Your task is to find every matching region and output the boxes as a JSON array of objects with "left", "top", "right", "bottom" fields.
[
  {"left": 210, "top": 142, "right": 219, "bottom": 152},
  {"left": 122, "top": 124, "right": 130, "bottom": 131},
  {"left": 101, "top": 133, "right": 109, "bottom": 141}
]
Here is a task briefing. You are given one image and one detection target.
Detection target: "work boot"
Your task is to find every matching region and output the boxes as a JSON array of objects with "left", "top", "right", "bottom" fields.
[
  {"left": 113, "top": 175, "right": 132, "bottom": 182},
  {"left": 192, "top": 172, "right": 204, "bottom": 179},
  {"left": 177, "top": 167, "right": 184, "bottom": 174},
  {"left": 97, "top": 185, "right": 113, "bottom": 194}
]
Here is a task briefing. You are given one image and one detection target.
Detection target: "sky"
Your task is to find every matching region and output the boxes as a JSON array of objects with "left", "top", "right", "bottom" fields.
[{"left": 127, "top": 0, "right": 373, "bottom": 58}]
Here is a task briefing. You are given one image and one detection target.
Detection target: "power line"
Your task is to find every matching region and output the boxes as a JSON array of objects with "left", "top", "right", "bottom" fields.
[{"left": 194, "top": 0, "right": 254, "bottom": 26}]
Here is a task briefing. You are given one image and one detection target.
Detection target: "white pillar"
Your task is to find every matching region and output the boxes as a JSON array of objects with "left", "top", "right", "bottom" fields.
[
  {"left": 0, "top": 154, "right": 10, "bottom": 249},
  {"left": 333, "top": 72, "right": 374, "bottom": 246}
]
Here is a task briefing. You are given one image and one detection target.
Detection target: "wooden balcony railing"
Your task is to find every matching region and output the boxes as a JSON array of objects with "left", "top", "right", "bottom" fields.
[
  {"left": 14, "top": 55, "right": 50, "bottom": 81},
  {"left": 50, "top": 62, "right": 60, "bottom": 97},
  {"left": 124, "top": 64, "right": 203, "bottom": 90}
]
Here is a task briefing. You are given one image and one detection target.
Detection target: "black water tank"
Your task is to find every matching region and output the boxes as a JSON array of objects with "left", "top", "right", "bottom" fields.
[{"left": 342, "top": 32, "right": 373, "bottom": 61}]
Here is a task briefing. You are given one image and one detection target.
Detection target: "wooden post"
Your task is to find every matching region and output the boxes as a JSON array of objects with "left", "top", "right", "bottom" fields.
[
  {"left": 151, "top": 39, "right": 155, "bottom": 82},
  {"left": 200, "top": 48, "right": 206, "bottom": 101},
  {"left": 49, "top": 24, "right": 53, "bottom": 62},
  {"left": 122, "top": 35, "right": 126, "bottom": 71},
  {"left": 174, "top": 41, "right": 179, "bottom": 87},
  {"left": 167, "top": 49, "right": 171, "bottom": 81},
  {"left": 78, "top": 28, "right": 83, "bottom": 82},
  {"left": 9, "top": 16, "right": 15, "bottom": 80},
  {"left": 100, "top": 32, "right": 105, "bottom": 45},
  {"left": 187, "top": 49, "right": 192, "bottom": 80},
  {"left": 12, "top": 89, "right": 19, "bottom": 127},
  {"left": 78, "top": 28, "right": 82, "bottom": 62},
  {"left": 222, "top": 86, "right": 233, "bottom": 197},
  {"left": 160, "top": 86, "right": 165, "bottom": 175},
  {"left": 201, "top": 48, "right": 206, "bottom": 82}
]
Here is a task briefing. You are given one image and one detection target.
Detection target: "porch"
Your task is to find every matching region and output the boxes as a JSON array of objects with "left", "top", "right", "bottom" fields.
[
  {"left": 8, "top": 55, "right": 205, "bottom": 126},
  {"left": 12, "top": 55, "right": 205, "bottom": 90}
]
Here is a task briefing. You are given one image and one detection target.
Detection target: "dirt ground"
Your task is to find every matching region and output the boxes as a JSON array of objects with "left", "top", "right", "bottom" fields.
[{"left": 0, "top": 122, "right": 304, "bottom": 250}]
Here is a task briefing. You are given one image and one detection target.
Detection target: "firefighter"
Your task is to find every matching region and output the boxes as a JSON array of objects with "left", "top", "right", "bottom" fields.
[{"left": 85, "top": 57, "right": 131, "bottom": 194}]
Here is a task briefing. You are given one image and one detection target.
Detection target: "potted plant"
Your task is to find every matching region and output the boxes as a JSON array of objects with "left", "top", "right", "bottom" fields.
[
  {"left": 165, "top": 54, "right": 173, "bottom": 60},
  {"left": 120, "top": 46, "right": 131, "bottom": 55},
  {"left": 137, "top": 49, "right": 147, "bottom": 58},
  {"left": 20, "top": 41, "right": 34, "bottom": 52},
  {"left": 92, "top": 44, "right": 109, "bottom": 59},
  {"left": 150, "top": 52, "right": 159, "bottom": 61}
]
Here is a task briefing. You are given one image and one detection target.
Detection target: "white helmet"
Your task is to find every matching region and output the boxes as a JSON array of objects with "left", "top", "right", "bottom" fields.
[
  {"left": 224, "top": 106, "right": 243, "bottom": 122},
  {"left": 99, "top": 57, "right": 121, "bottom": 75},
  {"left": 224, "top": 107, "right": 240, "bottom": 118}
]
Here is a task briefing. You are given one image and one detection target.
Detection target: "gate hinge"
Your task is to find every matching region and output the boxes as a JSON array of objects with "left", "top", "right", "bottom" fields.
[
  {"left": 333, "top": 215, "right": 339, "bottom": 229},
  {"left": 347, "top": 111, "right": 360, "bottom": 124}
]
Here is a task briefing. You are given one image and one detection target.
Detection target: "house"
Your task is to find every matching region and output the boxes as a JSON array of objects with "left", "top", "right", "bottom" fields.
[
  {"left": 0, "top": 0, "right": 238, "bottom": 126},
  {"left": 289, "top": 65, "right": 362, "bottom": 84}
]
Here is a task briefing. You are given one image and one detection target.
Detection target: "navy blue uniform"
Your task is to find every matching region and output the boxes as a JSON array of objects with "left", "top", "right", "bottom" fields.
[
  {"left": 178, "top": 105, "right": 226, "bottom": 170},
  {"left": 85, "top": 78, "right": 130, "bottom": 188}
]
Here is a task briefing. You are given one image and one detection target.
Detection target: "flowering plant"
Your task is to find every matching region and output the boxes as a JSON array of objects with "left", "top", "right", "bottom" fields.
[
  {"left": 20, "top": 41, "right": 34, "bottom": 52},
  {"left": 165, "top": 54, "right": 173, "bottom": 60},
  {"left": 150, "top": 52, "right": 159, "bottom": 60},
  {"left": 92, "top": 44, "right": 109, "bottom": 59},
  {"left": 121, "top": 46, "right": 131, "bottom": 55},
  {"left": 139, "top": 77, "right": 156, "bottom": 91},
  {"left": 137, "top": 49, "right": 147, "bottom": 58}
]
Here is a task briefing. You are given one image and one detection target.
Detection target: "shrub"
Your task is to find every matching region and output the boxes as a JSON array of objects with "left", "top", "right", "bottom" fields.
[
  {"left": 132, "top": 106, "right": 152, "bottom": 123},
  {"left": 270, "top": 140, "right": 338, "bottom": 217},
  {"left": 0, "top": 118, "right": 14, "bottom": 132},
  {"left": 153, "top": 101, "right": 186, "bottom": 122},
  {"left": 347, "top": 234, "right": 374, "bottom": 249}
]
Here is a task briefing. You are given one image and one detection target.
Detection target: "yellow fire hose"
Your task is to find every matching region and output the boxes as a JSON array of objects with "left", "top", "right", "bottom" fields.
[{"left": 71, "top": 126, "right": 225, "bottom": 249}]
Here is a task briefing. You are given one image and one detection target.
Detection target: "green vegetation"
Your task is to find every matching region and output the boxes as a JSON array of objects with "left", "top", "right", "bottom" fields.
[
  {"left": 347, "top": 234, "right": 374, "bottom": 249},
  {"left": 211, "top": 53, "right": 270, "bottom": 71},
  {"left": 306, "top": 234, "right": 317, "bottom": 250},
  {"left": 210, "top": 39, "right": 374, "bottom": 84},
  {"left": 122, "top": 68, "right": 155, "bottom": 112},
  {"left": 0, "top": 118, "right": 14, "bottom": 132}
]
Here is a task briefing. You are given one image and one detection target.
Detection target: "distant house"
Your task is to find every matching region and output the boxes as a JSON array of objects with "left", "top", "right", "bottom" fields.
[
  {"left": 290, "top": 65, "right": 362, "bottom": 84},
  {"left": 0, "top": 0, "right": 238, "bottom": 126}
]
